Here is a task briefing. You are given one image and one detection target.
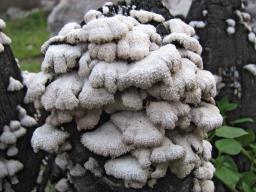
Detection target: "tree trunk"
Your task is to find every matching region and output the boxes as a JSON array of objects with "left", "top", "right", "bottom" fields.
[
  {"left": 0, "top": 45, "right": 43, "bottom": 192},
  {"left": 186, "top": 0, "right": 256, "bottom": 127}
]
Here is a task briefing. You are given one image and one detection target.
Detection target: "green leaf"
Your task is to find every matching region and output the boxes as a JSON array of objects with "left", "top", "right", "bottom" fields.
[
  {"left": 217, "top": 97, "right": 239, "bottom": 115},
  {"left": 215, "top": 166, "right": 241, "bottom": 191},
  {"left": 216, "top": 126, "right": 248, "bottom": 138},
  {"left": 249, "top": 144, "right": 256, "bottom": 152},
  {"left": 241, "top": 182, "right": 253, "bottom": 192},
  {"left": 214, "top": 155, "right": 238, "bottom": 171},
  {"left": 230, "top": 118, "right": 254, "bottom": 125},
  {"left": 238, "top": 172, "right": 256, "bottom": 187},
  {"left": 215, "top": 139, "right": 242, "bottom": 155},
  {"left": 237, "top": 129, "right": 255, "bottom": 146}
]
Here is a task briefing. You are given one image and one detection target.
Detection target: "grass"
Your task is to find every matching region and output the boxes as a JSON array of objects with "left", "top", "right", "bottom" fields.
[{"left": 5, "top": 10, "right": 49, "bottom": 72}]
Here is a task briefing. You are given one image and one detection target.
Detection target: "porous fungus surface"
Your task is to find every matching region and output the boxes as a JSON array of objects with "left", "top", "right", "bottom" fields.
[{"left": 28, "top": 2, "right": 223, "bottom": 190}]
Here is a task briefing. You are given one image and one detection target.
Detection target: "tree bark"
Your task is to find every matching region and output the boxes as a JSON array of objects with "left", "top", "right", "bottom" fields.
[
  {"left": 186, "top": 0, "right": 256, "bottom": 127},
  {"left": 0, "top": 45, "right": 43, "bottom": 192}
]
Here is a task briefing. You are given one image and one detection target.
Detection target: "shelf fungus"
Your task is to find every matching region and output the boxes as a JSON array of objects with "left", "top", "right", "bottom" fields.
[{"left": 28, "top": 3, "right": 222, "bottom": 191}]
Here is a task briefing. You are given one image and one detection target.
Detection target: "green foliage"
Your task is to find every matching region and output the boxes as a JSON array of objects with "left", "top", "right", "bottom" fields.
[
  {"left": 210, "top": 97, "right": 256, "bottom": 192},
  {"left": 5, "top": 10, "right": 48, "bottom": 73}
]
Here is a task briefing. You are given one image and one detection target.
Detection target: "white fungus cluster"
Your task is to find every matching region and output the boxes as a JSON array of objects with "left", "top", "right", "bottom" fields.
[
  {"left": 0, "top": 20, "right": 38, "bottom": 191},
  {"left": 0, "top": 18, "right": 11, "bottom": 53},
  {"left": 226, "top": 18, "right": 236, "bottom": 35},
  {"left": 28, "top": 6, "right": 222, "bottom": 190},
  {"left": 0, "top": 105, "right": 37, "bottom": 190}
]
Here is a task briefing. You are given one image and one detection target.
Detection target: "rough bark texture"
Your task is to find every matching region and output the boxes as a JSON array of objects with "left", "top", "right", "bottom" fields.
[
  {"left": 0, "top": 45, "right": 43, "bottom": 192},
  {"left": 186, "top": 0, "right": 256, "bottom": 127},
  {"left": 186, "top": 0, "right": 256, "bottom": 190}
]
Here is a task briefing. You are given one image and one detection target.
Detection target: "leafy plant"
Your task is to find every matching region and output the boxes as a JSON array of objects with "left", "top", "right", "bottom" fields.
[{"left": 209, "top": 97, "right": 256, "bottom": 192}]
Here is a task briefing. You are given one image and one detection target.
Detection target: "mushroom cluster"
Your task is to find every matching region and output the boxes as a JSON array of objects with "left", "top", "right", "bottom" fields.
[
  {"left": 0, "top": 19, "right": 38, "bottom": 191},
  {"left": 0, "top": 19, "right": 11, "bottom": 53},
  {"left": 28, "top": 2, "right": 222, "bottom": 191}
]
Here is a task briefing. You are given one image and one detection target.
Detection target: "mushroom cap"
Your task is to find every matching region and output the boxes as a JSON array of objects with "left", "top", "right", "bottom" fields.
[
  {"left": 104, "top": 155, "right": 149, "bottom": 183},
  {"left": 163, "top": 33, "right": 202, "bottom": 54},
  {"left": 9, "top": 121, "right": 21, "bottom": 131},
  {"left": 6, "top": 160, "right": 23, "bottom": 176},
  {"left": 7, "top": 77, "right": 23, "bottom": 92},
  {"left": 192, "top": 102, "right": 223, "bottom": 131},
  {"left": 150, "top": 137, "right": 185, "bottom": 163},
  {"left": 31, "top": 124, "right": 69, "bottom": 153},
  {"left": 69, "top": 164, "right": 85, "bottom": 177},
  {"left": 55, "top": 178, "right": 69, "bottom": 192},
  {"left": 111, "top": 111, "right": 163, "bottom": 147},
  {"left": 0, "top": 161, "right": 8, "bottom": 178},
  {"left": 0, "top": 130, "right": 17, "bottom": 145},
  {"left": 81, "top": 122, "right": 133, "bottom": 158}
]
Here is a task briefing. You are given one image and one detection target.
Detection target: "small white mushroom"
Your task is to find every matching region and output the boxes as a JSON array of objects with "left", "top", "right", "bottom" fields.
[
  {"left": 12, "top": 127, "right": 27, "bottom": 138},
  {"left": 192, "top": 102, "right": 223, "bottom": 132},
  {"left": 9, "top": 121, "right": 21, "bottom": 131},
  {"left": 131, "top": 148, "right": 151, "bottom": 168},
  {"left": 244, "top": 64, "right": 256, "bottom": 76},
  {"left": 17, "top": 105, "right": 37, "bottom": 127},
  {"left": 201, "top": 180, "right": 215, "bottom": 192},
  {"left": 78, "top": 52, "right": 93, "bottom": 77},
  {"left": 6, "top": 160, "right": 23, "bottom": 184},
  {"left": 197, "top": 70, "right": 217, "bottom": 99},
  {"left": 84, "top": 10, "right": 103, "bottom": 23},
  {"left": 151, "top": 162, "right": 169, "bottom": 179},
  {"left": 46, "top": 110, "right": 73, "bottom": 126},
  {"left": 0, "top": 160, "right": 8, "bottom": 190},
  {"left": 58, "top": 22, "right": 81, "bottom": 36},
  {"left": 7, "top": 77, "right": 23, "bottom": 92},
  {"left": 31, "top": 124, "right": 69, "bottom": 153},
  {"left": 202, "top": 140, "right": 212, "bottom": 160},
  {"left": 78, "top": 79, "right": 114, "bottom": 109},
  {"left": 194, "top": 161, "right": 215, "bottom": 180},
  {"left": 166, "top": 19, "right": 195, "bottom": 36},
  {"left": 88, "top": 42, "right": 116, "bottom": 63},
  {"left": 178, "top": 49, "right": 203, "bottom": 69},
  {"left": 119, "top": 44, "right": 181, "bottom": 90},
  {"left": 81, "top": 122, "right": 133, "bottom": 157},
  {"left": 104, "top": 155, "right": 149, "bottom": 185},
  {"left": 104, "top": 88, "right": 143, "bottom": 114},
  {"left": 163, "top": 33, "right": 202, "bottom": 54},
  {"left": 226, "top": 19, "right": 236, "bottom": 27},
  {"left": 117, "top": 24, "right": 161, "bottom": 61},
  {"left": 0, "top": 19, "right": 6, "bottom": 29},
  {"left": 150, "top": 137, "right": 185, "bottom": 163},
  {"left": 75, "top": 109, "right": 102, "bottom": 131},
  {"left": 42, "top": 44, "right": 82, "bottom": 74},
  {"left": 7, "top": 145, "right": 18, "bottom": 157},
  {"left": 41, "top": 36, "right": 65, "bottom": 54},
  {"left": 129, "top": 10, "right": 165, "bottom": 23},
  {"left": 41, "top": 73, "right": 82, "bottom": 111},
  {"left": 111, "top": 111, "right": 163, "bottom": 147},
  {"left": 226, "top": 26, "right": 235, "bottom": 35},
  {"left": 84, "top": 157, "right": 102, "bottom": 177},
  {"left": 146, "top": 101, "right": 190, "bottom": 130},
  {"left": 69, "top": 164, "right": 85, "bottom": 177},
  {"left": 189, "top": 21, "right": 206, "bottom": 29},
  {"left": 55, "top": 178, "right": 69, "bottom": 192},
  {"left": 24, "top": 72, "right": 52, "bottom": 103},
  {"left": 0, "top": 126, "right": 17, "bottom": 145},
  {"left": 248, "top": 32, "right": 256, "bottom": 43},
  {"left": 0, "top": 32, "right": 12, "bottom": 44},
  {"left": 83, "top": 15, "right": 136, "bottom": 43}
]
